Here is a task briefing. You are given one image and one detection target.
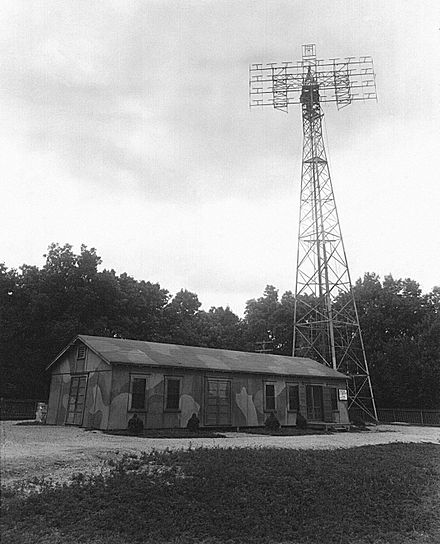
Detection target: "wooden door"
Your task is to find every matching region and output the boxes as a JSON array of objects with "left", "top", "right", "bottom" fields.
[
  {"left": 66, "top": 375, "right": 87, "bottom": 425},
  {"left": 306, "top": 385, "right": 324, "bottom": 421},
  {"left": 205, "top": 379, "right": 231, "bottom": 426}
]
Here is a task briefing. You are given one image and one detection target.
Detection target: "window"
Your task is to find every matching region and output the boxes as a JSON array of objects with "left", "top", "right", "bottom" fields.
[
  {"left": 330, "top": 388, "right": 338, "bottom": 411},
  {"left": 77, "top": 345, "right": 86, "bottom": 360},
  {"left": 264, "top": 383, "right": 276, "bottom": 411},
  {"left": 287, "top": 384, "right": 299, "bottom": 411},
  {"left": 130, "top": 376, "right": 147, "bottom": 410},
  {"left": 165, "top": 378, "right": 181, "bottom": 411}
]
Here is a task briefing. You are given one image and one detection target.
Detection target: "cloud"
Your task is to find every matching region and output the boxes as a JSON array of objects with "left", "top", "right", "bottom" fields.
[
  {"left": 1, "top": 0, "right": 439, "bottom": 315},
  {"left": 3, "top": 0, "right": 386, "bottom": 201}
]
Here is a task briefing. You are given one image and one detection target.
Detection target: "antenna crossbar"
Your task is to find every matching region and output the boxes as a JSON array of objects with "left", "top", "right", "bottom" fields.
[{"left": 249, "top": 55, "right": 377, "bottom": 110}]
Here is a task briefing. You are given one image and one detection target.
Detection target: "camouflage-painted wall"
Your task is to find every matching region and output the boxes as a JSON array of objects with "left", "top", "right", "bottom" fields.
[
  {"left": 105, "top": 367, "right": 205, "bottom": 430},
  {"left": 47, "top": 341, "right": 349, "bottom": 429},
  {"left": 46, "top": 343, "right": 110, "bottom": 426}
]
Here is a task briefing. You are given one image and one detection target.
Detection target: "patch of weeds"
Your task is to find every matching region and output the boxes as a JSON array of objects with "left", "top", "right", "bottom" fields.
[
  {"left": 242, "top": 426, "right": 331, "bottom": 436},
  {"left": 14, "top": 420, "right": 45, "bottom": 426},
  {"left": 103, "top": 428, "right": 226, "bottom": 438},
  {"left": 1, "top": 475, "right": 59, "bottom": 510},
  {"left": 1, "top": 444, "right": 439, "bottom": 544},
  {"left": 349, "top": 425, "right": 372, "bottom": 432}
]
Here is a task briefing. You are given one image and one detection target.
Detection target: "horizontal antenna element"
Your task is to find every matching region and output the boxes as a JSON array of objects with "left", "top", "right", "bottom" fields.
[{"left": 249, "top": 45, "right": 377, "bottom": 111}]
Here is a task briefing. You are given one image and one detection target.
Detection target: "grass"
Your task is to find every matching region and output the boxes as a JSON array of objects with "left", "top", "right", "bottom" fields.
[{"left": 1, "top": 443, "right": 439, "bottom": 544}]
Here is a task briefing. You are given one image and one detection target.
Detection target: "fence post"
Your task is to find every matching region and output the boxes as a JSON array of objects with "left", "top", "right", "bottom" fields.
[{"left": 421, "top": 411, "right": 424, "bottom": 425}]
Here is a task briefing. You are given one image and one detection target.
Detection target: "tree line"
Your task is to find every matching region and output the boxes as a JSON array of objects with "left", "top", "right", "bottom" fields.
[{"left": 1, "top": 243, "right": 439, "bottom": 409}]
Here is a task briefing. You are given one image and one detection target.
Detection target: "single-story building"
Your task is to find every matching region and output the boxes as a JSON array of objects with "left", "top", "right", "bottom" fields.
[{"left": 46, "top": 335, "right": 350, "bottom": 430}]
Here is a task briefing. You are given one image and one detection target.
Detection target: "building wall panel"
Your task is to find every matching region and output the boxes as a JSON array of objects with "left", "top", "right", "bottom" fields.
[
  {"left": 233, "top": 375, "right": 257, "bottom": 427},
  {"left": 298, "top": 383, "right": 308, "bottom": 419},
  {"left": 179, "top": 373, "right": 202, "bottom": 428},
  {"left": 56, "top": 373, "right": 71, "bottom": 425},
  {"left": 47, "top": 343, "right": 113, "bottom": 429},
  {"left": 82, "top": 370, "right": 113, "bottom": 429},
  {"left": 108, "top": 366, "right": 130, "bottom": 430},
  {"left": 46, "top": 374, "right": 62, "bottom": 425},
  {"left": 323, "top": 387, "right": 333, "bottom": 423}
]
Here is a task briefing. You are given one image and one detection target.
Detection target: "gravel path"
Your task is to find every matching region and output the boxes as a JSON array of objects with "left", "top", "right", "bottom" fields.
[{"left": 1, "top": 421, "right": 439, "bottom": 486}]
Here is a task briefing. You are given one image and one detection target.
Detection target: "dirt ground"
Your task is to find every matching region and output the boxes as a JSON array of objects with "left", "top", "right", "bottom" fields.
[{"left": 1, "top": 420, "right": 439, "bottom": 487}]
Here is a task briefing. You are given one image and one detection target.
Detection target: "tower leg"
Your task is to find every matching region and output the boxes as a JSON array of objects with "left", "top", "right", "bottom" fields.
[{"left": 293, "top": 96, "right": 377, "bottom": 422}]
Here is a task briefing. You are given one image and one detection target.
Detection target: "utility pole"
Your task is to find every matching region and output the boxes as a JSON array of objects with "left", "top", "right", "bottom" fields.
[{"left": 249, "top": 44, "right": 378, "bottom": 421}]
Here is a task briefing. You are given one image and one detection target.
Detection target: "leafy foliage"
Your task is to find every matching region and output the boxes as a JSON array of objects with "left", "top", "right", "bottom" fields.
[
  {"left": 244, "top": 285, "right": 295, "bottom": 354},
  {"left": 353, "top": 273, "right": 440, "bottom": 408}
]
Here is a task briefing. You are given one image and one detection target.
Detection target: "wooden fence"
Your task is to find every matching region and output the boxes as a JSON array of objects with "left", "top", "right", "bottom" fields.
[
  {"left": 350, "top": 407, "right": 440, "bottom": 426},
  {"left": 376, "top": 408, "right": 440, "bottom": 426},
  {"left": 0, "top": 399, "right": 44, "bottom": 420}
]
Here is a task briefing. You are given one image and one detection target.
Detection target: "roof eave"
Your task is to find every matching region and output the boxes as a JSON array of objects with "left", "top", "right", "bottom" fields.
[
  {"left": 46, "top": 335, "right": 79, "bottom": 371},
  {"left": 108, "top": 360, "right": 347, "bottom": 380},
  {"left": 45, "top": 334, "right": 111, "bottom": 371}
]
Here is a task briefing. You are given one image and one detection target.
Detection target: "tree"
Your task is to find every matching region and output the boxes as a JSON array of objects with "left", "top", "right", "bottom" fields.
[
  {"left": 0, "top": 244, "right": 171, "bottom": 398},
  {"left": 353, "top": 274, "right": 440, "bottom": 408},
  {"left": 244, "top": 285, "right": 280, "bottom": 351},
  {"left": 244, "top": 285, "right": 295, "bottom": 354},
  {"left": 195, "top": 306, "right": 245, "bottom": 351},
  {"left": 161, "top": 289, "right": 202, "bottom": 346}
]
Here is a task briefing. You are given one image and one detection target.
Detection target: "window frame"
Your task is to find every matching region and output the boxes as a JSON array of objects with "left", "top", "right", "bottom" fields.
[
  {"left": 76, "top": 345, "right": 86, "bottom": 360},
  {"left": 264, "top": 382, "right": 276, "bottom": 412},
  {"left": 164, "top": 376, "right": 182, "bottom": 412},
  {"left": 129, "top": 374, "right": 148, "bottom": 412},
  {"left": 286, "top": 383, "right": 300, "bottom": 412}
]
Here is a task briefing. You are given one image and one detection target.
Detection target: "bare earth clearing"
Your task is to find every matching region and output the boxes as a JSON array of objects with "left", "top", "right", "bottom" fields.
[{"left": 1, "top": 421, "right": 439, "bottom": 487}]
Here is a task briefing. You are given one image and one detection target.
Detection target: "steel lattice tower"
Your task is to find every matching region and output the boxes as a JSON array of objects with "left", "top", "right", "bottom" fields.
[{"left": 249, "top": 44, "right": 378, "bottom": 421}]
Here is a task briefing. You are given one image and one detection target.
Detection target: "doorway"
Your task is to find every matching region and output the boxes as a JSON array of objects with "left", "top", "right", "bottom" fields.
[
  {"left": 205, "top": 379, "right": 231, "bottom": 426},
  {"left": 306, "top": 385, "right": 324, "bottom": 421},
  {"left": 65, "top": 375, "right": 87, "bottom": 425}
]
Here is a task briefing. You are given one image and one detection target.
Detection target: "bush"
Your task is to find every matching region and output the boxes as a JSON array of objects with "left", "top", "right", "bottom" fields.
[
  {"left": 127, "top": 414, "right": 144, "bottom": 435},
  {"left": 296, "top": 412, "right": 307, "bottom": 429},
  {"left": 186, "top": 413, "right": 200, "bottom": 432},
  {"left": 264, "top": 412, "right": 281, "bottom": 431},
  {"left": 350, "top": 414, "right": 367, "bottom": 428}
]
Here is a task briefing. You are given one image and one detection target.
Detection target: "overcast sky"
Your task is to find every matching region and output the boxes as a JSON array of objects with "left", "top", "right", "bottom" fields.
[{"left": 1, "top": 0, "right": 439, "bottom": 315}]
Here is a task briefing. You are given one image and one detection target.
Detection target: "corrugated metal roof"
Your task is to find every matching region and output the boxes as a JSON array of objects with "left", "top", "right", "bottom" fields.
[{"left": 69, "top": 335, "right": 347, "bottom": 379}]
